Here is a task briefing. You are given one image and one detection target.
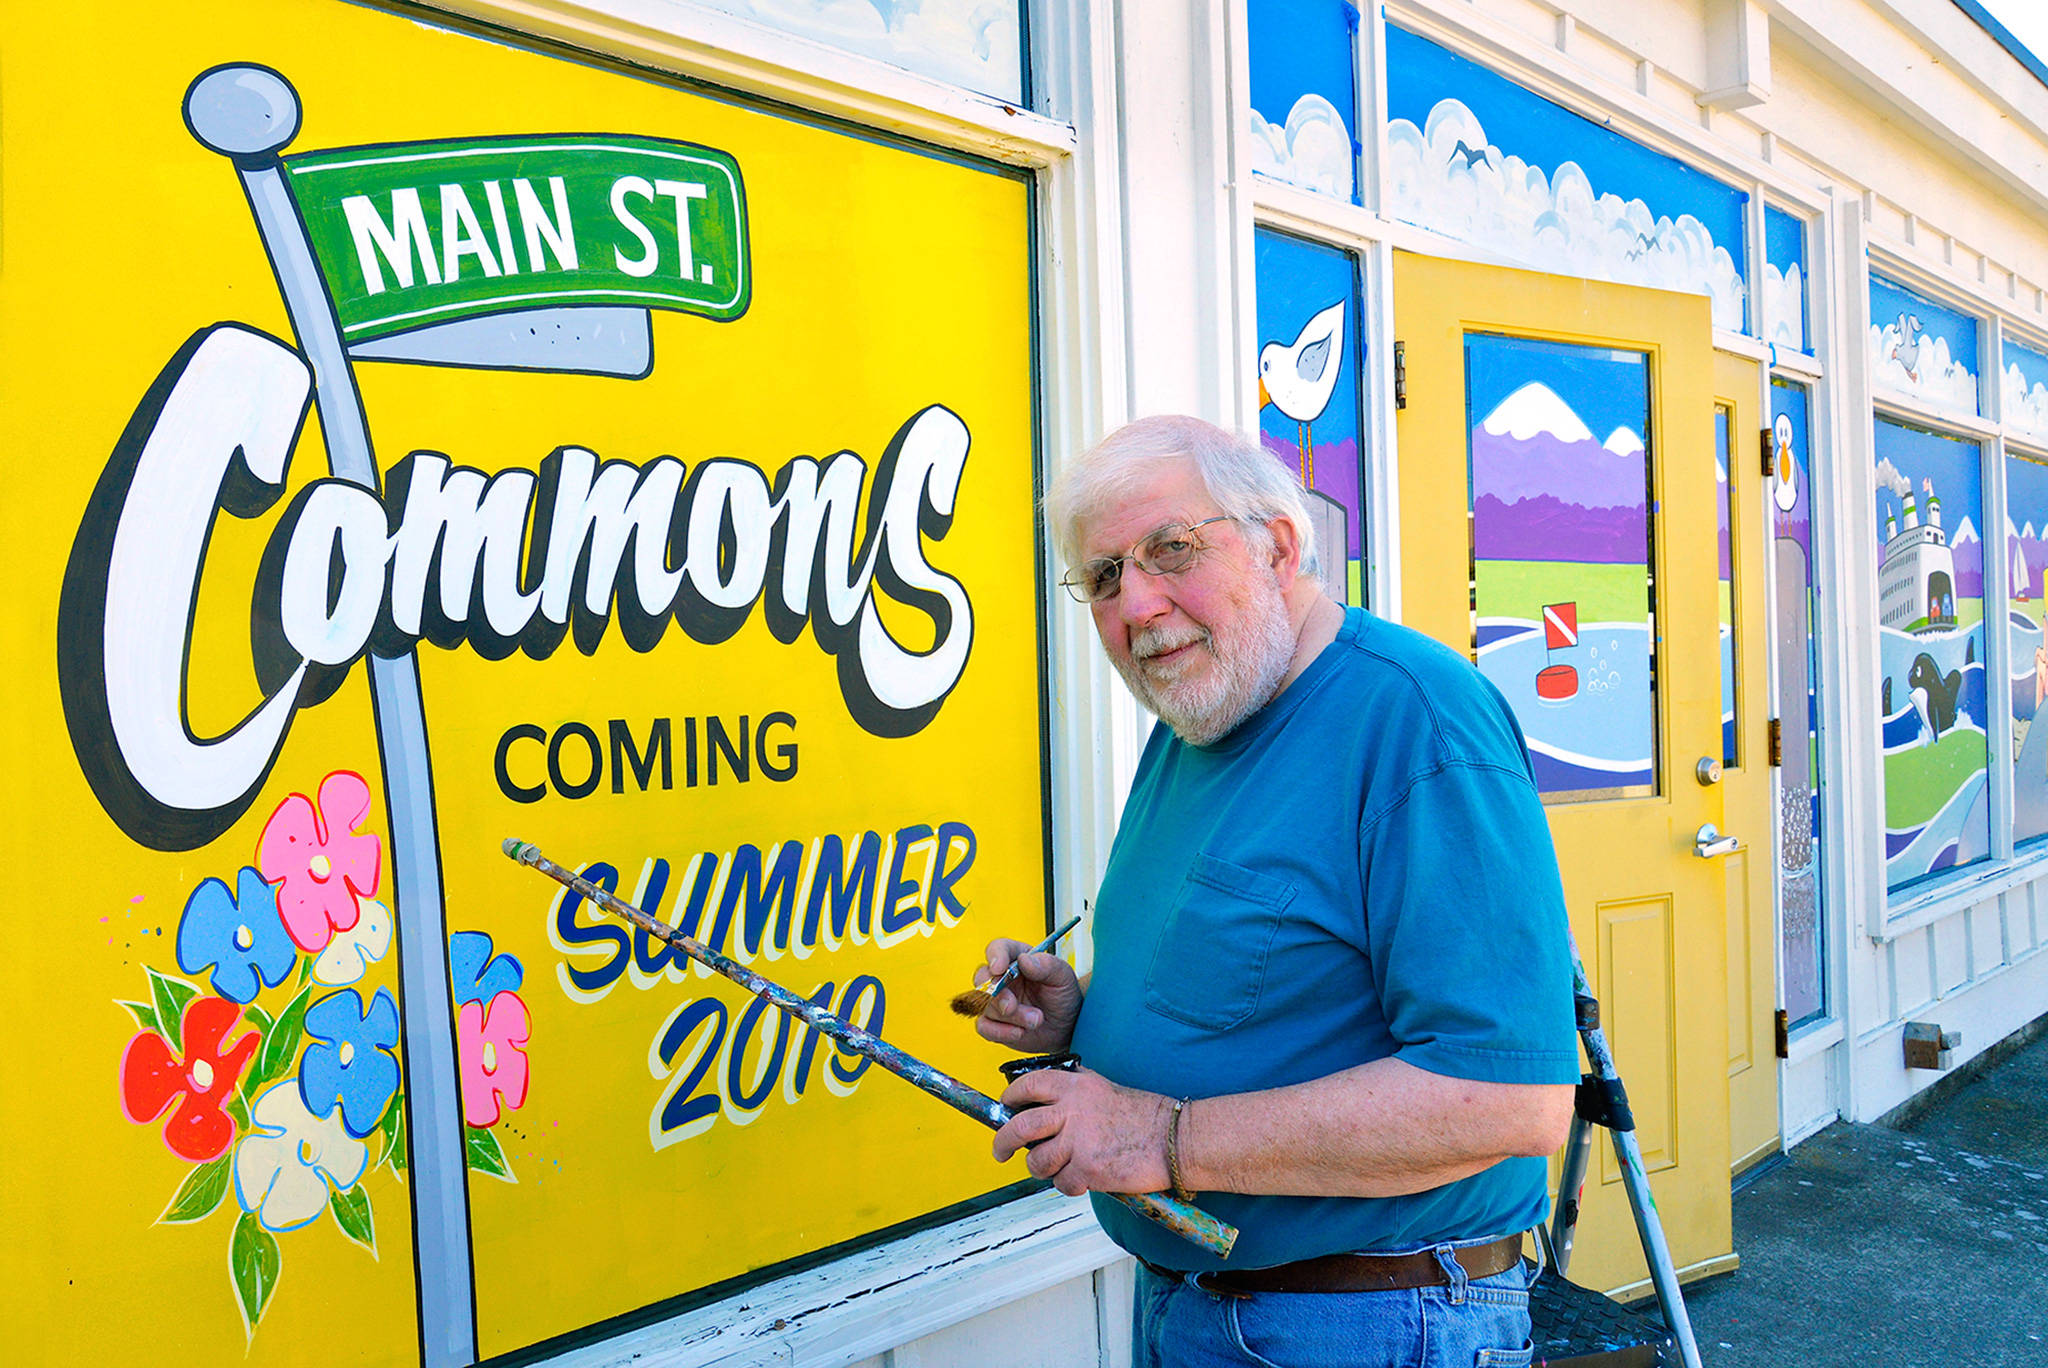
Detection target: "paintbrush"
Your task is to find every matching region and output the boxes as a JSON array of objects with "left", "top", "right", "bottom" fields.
[
  {"left": 501, "top": 839, "right": 1237, "bottom": 1258},
  {"left": 950, "top": 915, "right": 1082, "bottom": 1017}
]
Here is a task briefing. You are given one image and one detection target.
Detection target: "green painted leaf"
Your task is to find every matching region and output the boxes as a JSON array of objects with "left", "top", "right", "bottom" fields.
[
  {"left": 147, "top": 968, "right": 200, "bottom": 1054},
  {"left": 225, "top": 1091, "right": 251, "bottom": 1130},
  {"left": 465, "top": 1126, "right": 514, "bottom": 1182},
  {"left": 158, "top": 1155, "right": 232, "bottom": 1224},
  {"left": 386, "top": 1107, "right": 407, "bottom": 1179},
  {"left": 246, "top": 985, "right": 312, "bottom": 1097},
  {"left": 297, "top": 954, "right": 316, "bottom": 988},
  {"left": 229, "top": 1212, "right": 282, "bottom": 1338},
  {"left": 375, "top": 1091, "right": 404, "bottom": 1165},
  {"left": 117, "top": 1000, "right": 161, "bottom": 1035},
  {"left": 242, "top": 1001, "right": 275, "bottom": 1037},
  {"left": 330, "top": 1184, "right": 375, "bottom": 1256}
]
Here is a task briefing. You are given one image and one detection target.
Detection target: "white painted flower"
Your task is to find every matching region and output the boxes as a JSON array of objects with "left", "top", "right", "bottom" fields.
[
  {"left": 232, "top": 1080, "right": 369, "bottom": 1232},
  {"left": 314, "top": 896, "right": 392, "bottom": 986}
]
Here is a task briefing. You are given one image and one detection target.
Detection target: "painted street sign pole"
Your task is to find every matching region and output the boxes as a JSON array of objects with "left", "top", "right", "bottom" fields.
[{"left": 183, "top": 66, "right": 476, "bottom": 1368}]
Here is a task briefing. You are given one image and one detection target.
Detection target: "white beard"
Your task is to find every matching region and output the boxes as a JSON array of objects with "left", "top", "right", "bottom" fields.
[{"left": 1112, "top": 578, "right": 1299, "bottom": 745}]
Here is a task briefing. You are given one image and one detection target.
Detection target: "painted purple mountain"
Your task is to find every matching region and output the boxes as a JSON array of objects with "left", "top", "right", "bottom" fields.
[
  {"left": 1260, "top": 431, "right": 1363, "bottom": 558},
  {"left": 1472, "top": 383, "right": 1648, "bottom": 566},
  {"left": 1953, "top": 519, "right": 1982, "bottom": 598},
  {"left": 1474, "top": 494, "right": 1647, "bottom": 563}
]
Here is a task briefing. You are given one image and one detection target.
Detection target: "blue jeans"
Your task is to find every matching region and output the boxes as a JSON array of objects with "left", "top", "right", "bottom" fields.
[{"left": 1132, "top": 1240, "right": 1536, "bottom": 1368}]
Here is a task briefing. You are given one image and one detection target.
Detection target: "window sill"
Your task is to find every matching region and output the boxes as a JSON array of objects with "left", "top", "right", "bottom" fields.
[
  {"left": 1784, "top": 1016, "right": 1844, "bottom": 1064},
  {"left": 1877, "top": 846, "right": 2048, "bottom": 941},
  {"left": 548, "top": 1188, "right": 1124, "bottom": 1368}
]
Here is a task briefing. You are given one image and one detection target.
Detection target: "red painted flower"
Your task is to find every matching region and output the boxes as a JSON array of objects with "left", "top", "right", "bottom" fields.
[
  {"left": 457, "top": 991, "right": 530, "bottom": 1128},
  {"left": 120, "top": 996, "right": 261, "bottom": 1162},
  {"left": 258, "top": 770, "right": 381, "bottom": 953}
]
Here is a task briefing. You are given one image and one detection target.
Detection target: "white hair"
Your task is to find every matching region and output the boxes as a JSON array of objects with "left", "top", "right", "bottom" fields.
[{"left": 1044, "top": 415, "right": 1320, "bottom": 582}]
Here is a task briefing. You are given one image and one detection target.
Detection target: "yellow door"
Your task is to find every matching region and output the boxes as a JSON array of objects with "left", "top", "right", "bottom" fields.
[
  {"left": 1715, "top": 352, "right": 1782, "bottom": 1175},
  {"left": 1393, "top": 252, "right": 1733, "bottom": 1295}
]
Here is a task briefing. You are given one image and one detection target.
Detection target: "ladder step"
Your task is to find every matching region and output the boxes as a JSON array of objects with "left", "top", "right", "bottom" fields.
[{"left": 1530, "top": 1271, "right": 1675, "bottom": 1367}]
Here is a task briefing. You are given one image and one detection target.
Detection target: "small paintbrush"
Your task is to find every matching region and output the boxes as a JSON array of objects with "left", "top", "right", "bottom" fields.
[{"left": 950, "top": 915, "right": 1082, "bottom": 1017}]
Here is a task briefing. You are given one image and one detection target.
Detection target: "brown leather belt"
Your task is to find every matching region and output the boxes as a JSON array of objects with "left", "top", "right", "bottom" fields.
[{"left": 1148, "top": 1234, "right": 1524, "bottom": 1296}]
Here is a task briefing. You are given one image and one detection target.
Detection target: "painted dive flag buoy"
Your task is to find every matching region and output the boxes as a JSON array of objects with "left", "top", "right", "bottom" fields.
[{"left": 1538, "top": 601, "right": 1580, "bottom": 700}]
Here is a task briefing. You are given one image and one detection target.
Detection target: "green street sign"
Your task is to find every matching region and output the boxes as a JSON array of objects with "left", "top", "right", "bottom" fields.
[{"left": 284, "top": 134, "right": 749, "bottom": 340}]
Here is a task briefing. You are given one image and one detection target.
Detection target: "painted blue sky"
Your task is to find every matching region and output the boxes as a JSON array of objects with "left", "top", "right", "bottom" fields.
[
  {"left": 1385, "top": 24, "right": 1748, "bottom": 279},
  {"left": 1247, "top": 0, "right": 1357, "bottom": 131},
  {"left": 1871, "top": 274, "right": 1980, "bottom": 375},
  {"left": 1465, "top": 333, "right": 1650, "bottom": 448},
  {"left": 2009, "top": 451, "right": 2048, "bottom": 534},
  {"left": 1874, "top": 416, "right": 1983, "bottom": 549},
  {"left": 1765, "top": 205, "right": 1806, "bottom": 276}
]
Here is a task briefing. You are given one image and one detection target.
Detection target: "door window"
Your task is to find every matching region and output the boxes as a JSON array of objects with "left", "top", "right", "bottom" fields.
[{"left": 1465, "top": 333, "right": 1656, "bottom": 802}]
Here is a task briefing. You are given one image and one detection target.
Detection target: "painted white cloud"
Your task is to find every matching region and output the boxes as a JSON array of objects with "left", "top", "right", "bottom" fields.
[
  {"left": 1248, "top": 93, "right": 1356, "bottom": 201},
  {"left": 1762, "top": 260, "right": 1808, "bottom": 352},
  {"left": 1868, "top": 319, "right": 1980, "bottom": 415},
  {"left": 2005, "top": 362, "right": 2048, "bottom": 444},
  {"left": 700, "top": 0, "right": 1022, "bottom": 102},
  {"left": 1386, "top": 98, "right": 1747, "bottom": 333}
]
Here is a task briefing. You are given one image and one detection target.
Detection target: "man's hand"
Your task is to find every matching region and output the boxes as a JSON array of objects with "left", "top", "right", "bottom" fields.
[
  {"left": 991, "top": 1067, "right": 1171, "bottom": 1197},
  {"left": 970, "top": 938, "right": 1085, "bottom": 1054}
]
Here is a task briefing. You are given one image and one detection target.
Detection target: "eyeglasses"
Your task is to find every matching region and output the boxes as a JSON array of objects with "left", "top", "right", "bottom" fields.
[{"left": 1059, "top": 516, "right": 1236, "bottom": 603}]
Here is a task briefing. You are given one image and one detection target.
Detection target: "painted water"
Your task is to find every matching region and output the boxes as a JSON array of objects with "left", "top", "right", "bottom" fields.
[{"left": 1478, "top": 618, "right": 1653, "bottom": 792}]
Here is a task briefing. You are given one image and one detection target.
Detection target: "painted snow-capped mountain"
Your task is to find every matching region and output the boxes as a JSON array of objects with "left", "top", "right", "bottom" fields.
[
  {"left": 1952, "top": 516, "right": 1983, "bottom": 598},
  {"left": 1473, "top": 383, "right": 1648, "bottom": 565}
]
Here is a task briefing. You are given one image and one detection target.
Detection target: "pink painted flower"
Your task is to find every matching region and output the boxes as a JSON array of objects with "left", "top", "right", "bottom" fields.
[
  {"left": 457, "top": 991, "right": 530, "bottom": 1127},
  {"left": 120, "top": 996, "right": 260, "bottom": 1162},
  {"left": 258, "top": 771, "right": 380, "bottom": 953}
]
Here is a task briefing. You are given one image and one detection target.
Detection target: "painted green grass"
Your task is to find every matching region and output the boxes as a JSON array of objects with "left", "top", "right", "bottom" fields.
[
  {"left": 1475, "top": 560, "right": 1650, "bottom": 626},
  {"left": 1885, "top": 728, "right": 1987, "bottom": 829}
]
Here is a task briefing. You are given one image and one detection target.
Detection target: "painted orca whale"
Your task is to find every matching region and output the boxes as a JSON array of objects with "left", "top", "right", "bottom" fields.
[{"left": 1907, "top": 652, "right": 1963, "bottom": 742}]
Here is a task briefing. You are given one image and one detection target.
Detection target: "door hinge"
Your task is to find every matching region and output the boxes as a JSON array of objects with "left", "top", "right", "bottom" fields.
[
  {"left": 1767, "top": 717, "right": 1783, "bottom": 767},
  {"left": 1775, "top": 1009, "right": 1790, "bottom": 1059},
  {"left": 1394, "top": 340, "right": 1407, "bottom": 410},
  {"left": 1762, "top": 425, "right": 1778, "bottom": 479}
]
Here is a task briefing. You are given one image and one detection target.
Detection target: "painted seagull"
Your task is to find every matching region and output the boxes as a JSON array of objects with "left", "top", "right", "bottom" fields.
[
  {"left": 1259, "top": 299, "right": 1347, "bottom": 485},
  {"left": 1890, "top": 312, "right": 1925, "bottom": 382}
]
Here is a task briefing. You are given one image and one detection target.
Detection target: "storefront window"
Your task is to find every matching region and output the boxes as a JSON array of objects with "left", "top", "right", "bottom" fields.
[
  {"left": 2005, "top": 451, "right": 2048, "bottom": 844},
  {"left": 1247, "top": 0, "right": 1360, "bottom": 203},
  {"left": 1384, "top": 24, "right": 1748, "bottom": 333},
  {"left": 1874, "top": 417, "right": 1990, "bottom": 892},
  {"left": 1253, "top": 227, "right": 1367, "bottom": 604},
  {"left": 2002, "top": 337, "right": 2048, "bottom": 447},
  {"left": 1763, "top": 206, "right": 1810, "bottom": 355},
  {"left": 1869, "top": 273, "right": 1981, "bottom": 418},
  {"left": 1771, "top": 379, "right": 1825, "bottom": 1024}
]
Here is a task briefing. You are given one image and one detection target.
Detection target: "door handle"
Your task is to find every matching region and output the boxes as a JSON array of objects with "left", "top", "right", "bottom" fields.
[{"left": 1693, "top": 823, "right": 1739, "bottom": 858}]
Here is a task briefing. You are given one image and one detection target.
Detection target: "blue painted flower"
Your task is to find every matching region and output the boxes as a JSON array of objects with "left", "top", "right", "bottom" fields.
[
  {"left": 450, "top": 930, "right": 524, "bottom": 1007},
  {"left": 299, "top": 987, "right": 401, "bottom": 1138},
  {"left": 176, "top": 867, "right": 297, "bottom": 1005}
]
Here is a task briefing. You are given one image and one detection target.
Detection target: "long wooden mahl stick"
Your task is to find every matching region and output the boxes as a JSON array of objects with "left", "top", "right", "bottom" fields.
[{"left": 502, "top": 839, "right": 1238, "bottom": 1258}]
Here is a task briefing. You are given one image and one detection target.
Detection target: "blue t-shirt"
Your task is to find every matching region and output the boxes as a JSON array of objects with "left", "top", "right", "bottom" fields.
[{"left": 1072, "top": 607, "right": 1579, "bottom": 1271}]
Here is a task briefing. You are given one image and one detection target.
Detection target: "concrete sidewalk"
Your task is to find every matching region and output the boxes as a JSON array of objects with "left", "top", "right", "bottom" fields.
[{"left": 1679, "top": 1024, "right": 2048, "bottom": 1367}]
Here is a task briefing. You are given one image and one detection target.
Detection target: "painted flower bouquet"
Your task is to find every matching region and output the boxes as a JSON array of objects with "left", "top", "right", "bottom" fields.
[{"left": 115, "top": 770, "right": 530, "bottom": 1339}]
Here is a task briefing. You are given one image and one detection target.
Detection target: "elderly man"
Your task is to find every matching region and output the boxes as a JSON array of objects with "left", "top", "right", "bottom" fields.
[{"left": 976, "top": 415, "right": 1579, "bottom": 1367}]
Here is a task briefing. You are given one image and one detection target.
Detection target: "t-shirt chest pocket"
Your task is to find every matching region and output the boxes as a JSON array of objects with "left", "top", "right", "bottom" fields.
[{"left": 1141, "top": 854, "right": 1295, "bottom": 1031}]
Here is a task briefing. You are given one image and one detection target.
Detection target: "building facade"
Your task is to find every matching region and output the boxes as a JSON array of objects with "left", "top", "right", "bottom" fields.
[{"left": 9, "top": 1, "right": 2048, "bottom": 1365}]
